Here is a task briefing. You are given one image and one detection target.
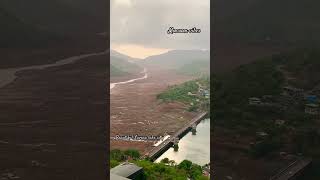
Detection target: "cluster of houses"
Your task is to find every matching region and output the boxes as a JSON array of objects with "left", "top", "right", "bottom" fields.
[
  {"left": 188, "top": 82, "right": 210, "bottom": 99},
  {"left": 248, "top": 86, "right": 319, "bottom": 116}
]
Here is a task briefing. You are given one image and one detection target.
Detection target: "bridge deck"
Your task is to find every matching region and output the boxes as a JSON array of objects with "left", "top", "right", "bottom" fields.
[
  {"left": 269, "top": 157, "right": 312, "bottom": 180},
  {"left": 145, "top": 112, "right": 207, "bottom": 160}
]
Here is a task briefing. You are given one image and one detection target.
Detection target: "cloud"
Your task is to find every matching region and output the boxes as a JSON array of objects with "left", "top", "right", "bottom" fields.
[{"left": 111, "top": 0, "right": 210, "bottom": 50}]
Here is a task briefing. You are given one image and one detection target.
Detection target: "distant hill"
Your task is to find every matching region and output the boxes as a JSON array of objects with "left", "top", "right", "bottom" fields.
[
  {"left": 177, "top": 60, "right": 210, "bottom": 77},
  {"left": 110, "top": 51, "right": 142, "bottom": 77},
  {"left": 110, "top": 50, "right": 141, "bottom": 62},
  {"left": 216, "top": 0, "right": 320, "bottom": 45},
  {"left": 141, "top": 50, "right": 210, "bottom": 76},
  {"left": 110, "top": 64, "right": 127, "bottom": 77}
]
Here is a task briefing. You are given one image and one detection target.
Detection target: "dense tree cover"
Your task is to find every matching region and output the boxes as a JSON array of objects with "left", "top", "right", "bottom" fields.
[
  {"left": 214, "top": 48, "right": 320, "bottom": 162},
  {"left": 134, "top": 159, "right": 209, "bottom": 180},
  {"left": 214, "top": 57, "right": 285, "bottom": 130},
  {"left": 110, "top": 149, "right": 140, "bottom": 162},
  {"left": 110, "top": 149, "right": 209, "bottom": 180},
  {"left": 276, "top": 48, "right": 320, "bottom": 89},
  {"left": 157, "top": 77, "right": 210, "bottom": 112}
]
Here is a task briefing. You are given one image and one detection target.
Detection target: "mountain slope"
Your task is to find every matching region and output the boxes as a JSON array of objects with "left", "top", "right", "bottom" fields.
[
  {"left": 110, "top": 50, "right": 141, "bottom": 62},
  {"left": 110, "top": 55, "right": 142, "bottom": 77},
  {"left": 142, "top": 50, "right": 210, "bottom": 70}
]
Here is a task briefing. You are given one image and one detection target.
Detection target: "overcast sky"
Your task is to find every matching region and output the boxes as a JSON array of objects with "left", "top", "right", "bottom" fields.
[{"left": 111, "top": 0, "right": 210, "bottom": 58}]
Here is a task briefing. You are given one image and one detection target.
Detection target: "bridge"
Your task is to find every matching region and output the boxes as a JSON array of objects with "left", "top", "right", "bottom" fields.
[
  {"left": 144, "top": 112, "right": 208, "bottom": 161},
  {"left": 269, "top": 157, "right": 312, "bottom": 180}
]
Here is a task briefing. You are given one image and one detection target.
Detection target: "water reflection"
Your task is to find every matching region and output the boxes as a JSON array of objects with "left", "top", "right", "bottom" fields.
[{"left": 155, "top": 118, "right": 210, "bottom": 166}]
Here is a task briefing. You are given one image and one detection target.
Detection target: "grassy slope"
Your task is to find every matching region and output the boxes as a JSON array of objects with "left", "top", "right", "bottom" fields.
[{"left": 110, "top": 56, "right": 142, "bottom": 77}]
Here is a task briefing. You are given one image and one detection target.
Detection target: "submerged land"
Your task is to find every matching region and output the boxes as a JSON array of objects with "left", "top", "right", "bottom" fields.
[
  {"left": 0, "top": 0, "right": 108, "bottom": 179},
  {"left": 110, "top": 50, "right": 210, "bottom": 154},
  {"left": 109, "top": 50, "right": 210, "bottom": 179}
]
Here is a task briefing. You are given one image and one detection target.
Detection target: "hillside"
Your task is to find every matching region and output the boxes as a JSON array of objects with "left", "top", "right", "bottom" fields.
[
  {"left": 216, "top": 0, "right": 320, "bottom": 45},
  {"left": 110, "top": 55, "right": 142, "bottom": 77},
  {"left": 214, "top": 48, "right": 320, "bottom": 179},
  {"left": 141, "top": 50, "right": 210, "bottom": 77},
  {"left": 110, "top": 50, "right": 141, "bottom": 62},
  {"left": 177, "top": 60, "right": 210, "bottom": 77}
]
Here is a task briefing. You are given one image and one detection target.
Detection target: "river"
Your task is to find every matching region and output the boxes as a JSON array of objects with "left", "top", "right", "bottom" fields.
[
  {"left": 0, "top": 50, "right": 108, "bottom": 88},
  {"left": 110, "top": 68, "right": 148, "bottom": 90},
  {"left": 155, "top": 118, "right": 210, "bottom": 166}
]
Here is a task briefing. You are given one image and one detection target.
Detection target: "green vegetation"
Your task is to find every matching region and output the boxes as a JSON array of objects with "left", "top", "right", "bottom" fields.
[
  {"left": 214, "top": 49, "right": 320, "bottom": 172},
  {"left": 110, "top": 149, "right": 141, "bottom": 163},
  {"left": 157, "top": 77, "right": 210, "bottom": 112},
  {"left": 110, "top": 149, "right": 209, "bottom": 180},
  {"left": 110, "top": 56, "right": 142, "bottom": 77},
  {"left": 110, "top": 64, "right": 128, "bottom": 76}
]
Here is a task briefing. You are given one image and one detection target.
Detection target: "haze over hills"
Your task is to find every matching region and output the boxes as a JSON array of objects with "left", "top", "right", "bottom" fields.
[
  {"left": 111, "top": 50, "right": 141, "bottom": 62},
  {"left": 140, "top": 50, "right": 210, "bottom": 77},
  {"left": 110, "top": 50, "right": 210, "bottom": 78},
  {"left": 141, "top": 50, "right": 209, "bottom": 68}
]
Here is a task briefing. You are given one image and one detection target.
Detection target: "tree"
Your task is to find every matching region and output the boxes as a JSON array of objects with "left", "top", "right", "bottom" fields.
[
  {"left": 124, "top": 149, "right": 140, "bottom": 159},
  {"left": 110, "top": 149, "right": 125, "bottom": 161},
  {"left": 110, "top": 160, "right": 119, "bottom": 168},
  {"left": 160, "top": 158, "right": 170, "bottom": 164},
  {"left": 178, "top": 160, "right": 193, "bottom": 170}
]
